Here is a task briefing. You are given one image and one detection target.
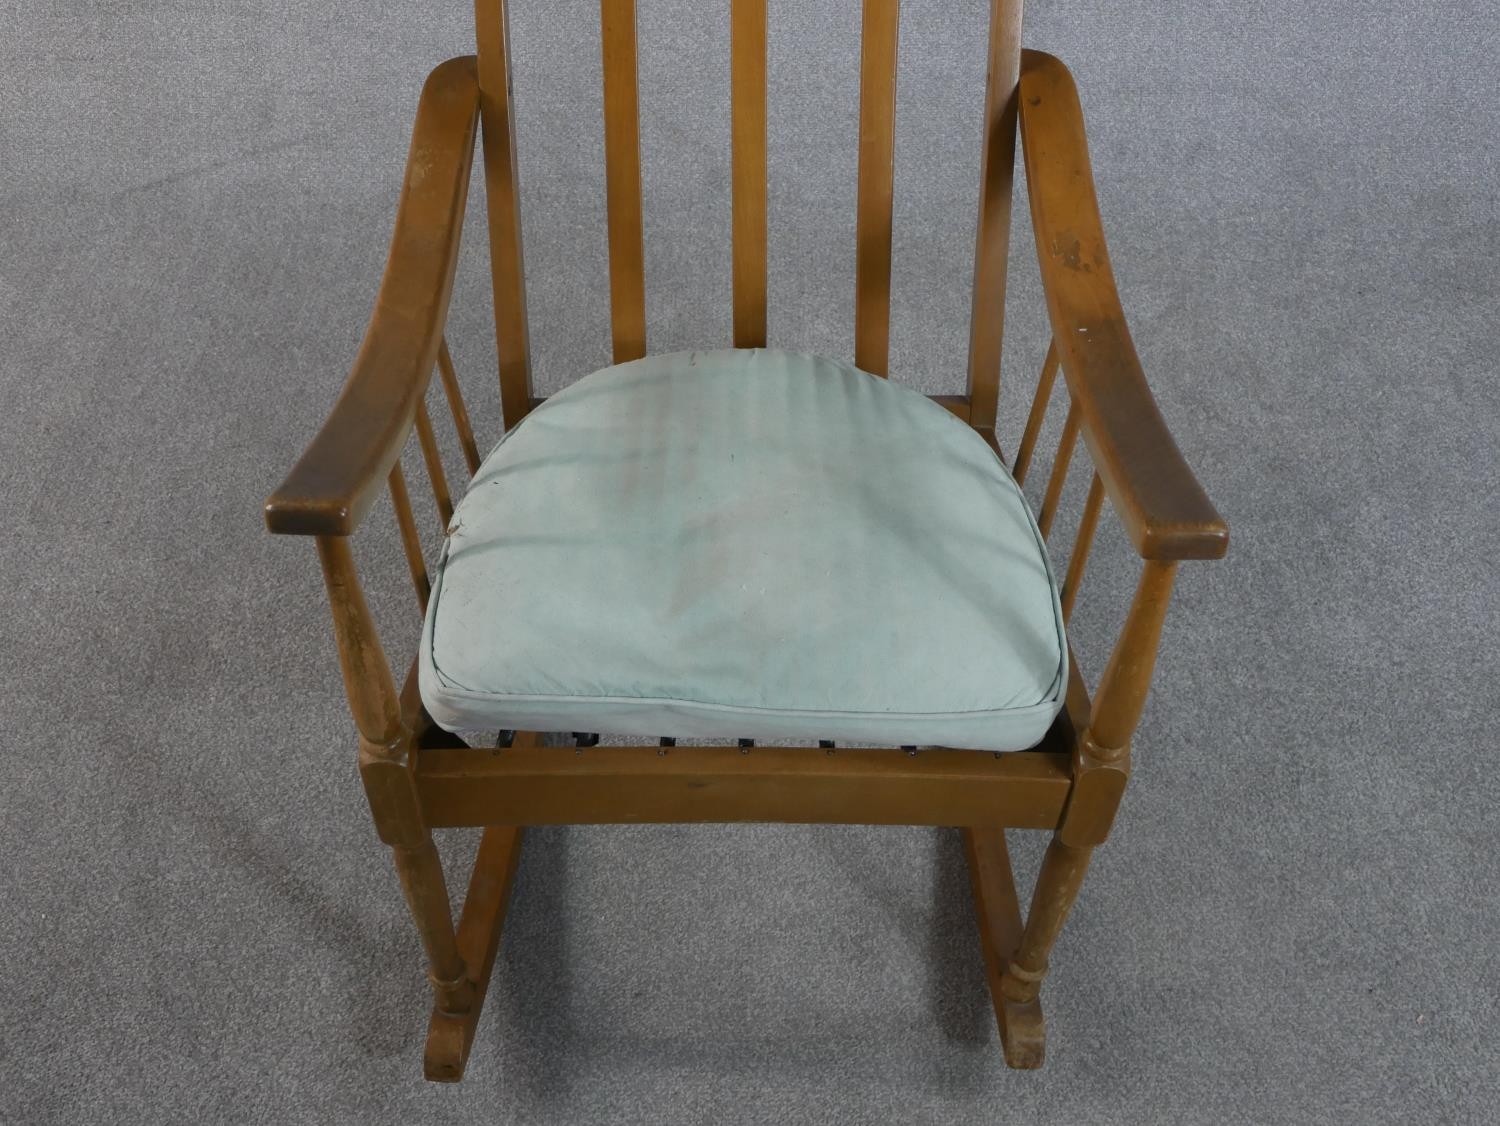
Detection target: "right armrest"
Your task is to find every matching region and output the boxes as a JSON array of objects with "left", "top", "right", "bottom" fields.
[
  {"left": 264, "top": 56, "right": 480, "bottom": 537},
  {"left": 1018, "top": 50, "right": 1227, "bottom": 561}
]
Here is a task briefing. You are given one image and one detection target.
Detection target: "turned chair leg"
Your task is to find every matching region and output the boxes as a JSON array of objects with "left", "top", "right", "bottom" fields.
[
  {"left": 1000, "top": 835, "right": 1091, "bottom": 1011},
  {"left": 318, "top": 535, "right": 474, "bottom": 1015},
  {"left": 965, "top": 825, "right": 1094, "bottom": 1069},
  {"left": 973, "top": 562, "right": 1178, "bottom": 1067},
  {"left": 424, "top": 822, "right": 526, "bottom": 1080},
  {"left": 367, "top": 743, "right": 527, "bottom": 1081},
  {"left": 968, "top": 827, "right": 1100, "bottom": 1069},
  {"left": 965, "top": 827, "right": 1046, "bottom": 1067},
  {"left": 388, "top": 830, "right": 475, "bottom": 1016},
  {"left": 317, "top": 537, "right": 528, "bottom": 1081},
  {"left": 994, "top": 833, "right": 1092, "bottom": 1067}
]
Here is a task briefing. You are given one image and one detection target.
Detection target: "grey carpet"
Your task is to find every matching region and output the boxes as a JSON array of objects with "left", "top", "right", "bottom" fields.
[{"left": 2, "top": 1, "right": 1497, "bottom": 1123}]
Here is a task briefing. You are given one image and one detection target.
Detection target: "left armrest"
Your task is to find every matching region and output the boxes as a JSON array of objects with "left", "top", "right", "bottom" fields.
[
  {"left": 1018, "top": 50, "right": 1227, "bottom": 562},
  {"left": 264, "top": 56, "right": 480, "bottom": 537}
]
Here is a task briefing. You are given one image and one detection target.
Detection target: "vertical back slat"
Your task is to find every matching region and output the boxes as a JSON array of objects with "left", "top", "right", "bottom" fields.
[
  {"left": 854, "top": 0, "right": 900, "bottom": 377},
  {"left": 730, "top": 0, "right": 768, "bottom": 348},
  {"left": 1013, "top": 338, "right": 1058, "bottom": 484},
  {"left": 475, "top": 0, "right": 535, "bottom": 430},
  {"left": 388, "top": 460, "right": 432, "bottom": 614},
  {"left": 600, "top": 0, "right": 648, "bottom": 363},
  {"left": 436, "top": 338, "right": 483, "bottom": 477},
  {"left": 965, "top": 0, "right": 1025, "bottom": 428}
]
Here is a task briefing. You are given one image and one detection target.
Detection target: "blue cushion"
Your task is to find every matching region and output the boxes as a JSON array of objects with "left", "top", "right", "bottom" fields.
[{"left": 419, "top": 349, "right": 1066, "bottom": 750}]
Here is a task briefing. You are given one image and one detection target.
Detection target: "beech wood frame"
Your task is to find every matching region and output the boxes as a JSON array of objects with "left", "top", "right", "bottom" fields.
[{"left": 264, "top": 2, "right": 1227, "bottom": 1082}]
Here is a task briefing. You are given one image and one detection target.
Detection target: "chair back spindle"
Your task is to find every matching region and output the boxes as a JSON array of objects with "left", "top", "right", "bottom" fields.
[
  {"left": 730, "top": 0, "right": 769, "bottom": 348},
  {"left": 475, "top": 0, "right": 535, "bottom": 429},
  {"left": 965, "top": 0, "right": 1026, "bottom": 428},
  {"left": 853, "top": 0, "right": 901, "bottom": 376},
  {"left": 600, "top": 0, "right": 648, "bottom": 363}
]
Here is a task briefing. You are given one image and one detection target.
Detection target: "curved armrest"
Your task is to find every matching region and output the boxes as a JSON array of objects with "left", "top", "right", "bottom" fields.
[
  {"left": 264, "top": 56, "right": 480, "bottom": 536},
  {"left": 1018, "top": 50, "right": 1227, "bottom": 561}
]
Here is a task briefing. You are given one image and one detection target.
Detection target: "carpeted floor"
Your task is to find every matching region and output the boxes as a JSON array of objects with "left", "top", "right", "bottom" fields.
[{"left": 2, "top": 2, "right": 1497, "bottom": 1123}]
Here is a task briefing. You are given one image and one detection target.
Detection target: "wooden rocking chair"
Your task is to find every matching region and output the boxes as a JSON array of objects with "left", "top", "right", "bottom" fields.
[{"left": 264, "top": 0, "right": 1227, "bottom": 1082}]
